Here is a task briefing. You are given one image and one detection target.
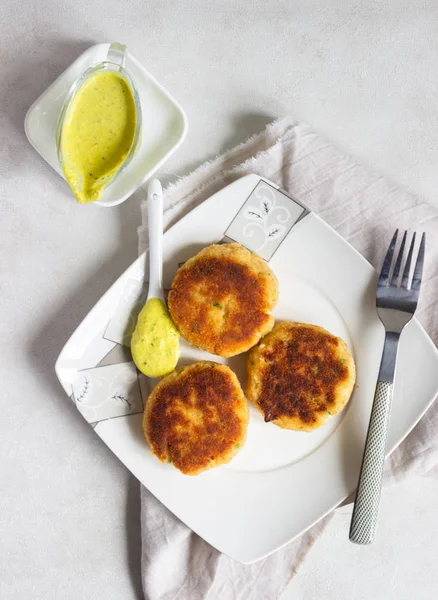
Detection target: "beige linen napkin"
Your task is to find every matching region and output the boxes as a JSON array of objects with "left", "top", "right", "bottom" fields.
[{"left": 138, "top": 117, "right": 438, "bottom": 600}]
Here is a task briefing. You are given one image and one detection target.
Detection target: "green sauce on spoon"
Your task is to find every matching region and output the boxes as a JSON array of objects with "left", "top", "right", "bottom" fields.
[
  {"left": 131, "top": 298, "right": 180, "bottom": 378},
  {"left": 131, "top": 180, "right": 180, "bottom": 378}
]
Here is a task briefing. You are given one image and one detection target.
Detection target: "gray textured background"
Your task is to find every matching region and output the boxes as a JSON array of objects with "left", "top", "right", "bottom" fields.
[{"left": 1, "top": 1, "right": 438, "bottom": 599}]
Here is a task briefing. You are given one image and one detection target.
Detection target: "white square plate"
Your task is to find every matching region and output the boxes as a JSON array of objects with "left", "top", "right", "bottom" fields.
[
  {"left": 25, "top": 43, "right": 188, "bottom": 207},
  {"left": 55, "top": 174, "right": 438, "bottom": 563}
]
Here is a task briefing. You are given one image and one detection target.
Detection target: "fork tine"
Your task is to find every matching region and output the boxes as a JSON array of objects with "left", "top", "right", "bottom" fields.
[
  {"left": 401, "top": 232, "right": 416, "bottom": 289},
  {"left": 379, "top": 229, "right": 398, "bottom": 285},
  {"left": 390, "top": 230, "right": 407, "bottom": 286},
  {"left": 411, "top": 232, "right": 425, "bottom": 291}
]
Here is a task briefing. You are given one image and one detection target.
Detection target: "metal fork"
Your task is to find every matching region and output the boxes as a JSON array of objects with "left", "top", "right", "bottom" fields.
[{"left": 349, "top": 230, "right": 426, "bottom": 545}]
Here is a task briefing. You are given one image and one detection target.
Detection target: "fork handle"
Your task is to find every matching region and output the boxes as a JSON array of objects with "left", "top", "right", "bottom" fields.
[{"left": 349, "top": 380, "right": 394, "bottom": 544}]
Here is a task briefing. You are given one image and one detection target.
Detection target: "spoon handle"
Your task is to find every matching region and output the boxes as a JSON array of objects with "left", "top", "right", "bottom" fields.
[{"left": 147, "top": 179, "right": 164, "bottom": 299}]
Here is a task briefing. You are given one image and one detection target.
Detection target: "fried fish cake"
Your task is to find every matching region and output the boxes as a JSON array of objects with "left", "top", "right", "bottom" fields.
[
  {"left": 247, "top": 322, "right": 356, "bottom": 431},
  {"left": 168, "top": 243, "right": 279, "bottom": 357},
  {"left": 144, "top": 361, "right": 249, "bottom": 475}
]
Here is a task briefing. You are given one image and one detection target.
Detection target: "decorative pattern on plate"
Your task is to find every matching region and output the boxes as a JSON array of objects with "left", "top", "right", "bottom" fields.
[
  {"left": 104, "top": 278, "right": 148, "bottom": 346},
  {"left": 225, "top": 181, "right": 307, "bottom": 260},
  {"left": 138, "top": 371, "right": 151, "bottom": 407},
  {"left": 97, "top": 344, "right": 133, "bottom": 368},
  {"left": 72, "top": 362, "right": 143, "bottom": 424}
]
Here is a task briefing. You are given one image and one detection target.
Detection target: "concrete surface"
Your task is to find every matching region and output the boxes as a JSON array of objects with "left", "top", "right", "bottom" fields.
[{"left": 1, "top": 1, "right": 437, "bottom": 598}]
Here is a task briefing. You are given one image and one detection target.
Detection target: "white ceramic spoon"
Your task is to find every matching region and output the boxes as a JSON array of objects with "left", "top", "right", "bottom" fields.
[
  {"left": 146, "top": 178, "right": 165, "bottom": 303},
  {"left": 130, "top": 179, "right": 180, "bottom": 378}
]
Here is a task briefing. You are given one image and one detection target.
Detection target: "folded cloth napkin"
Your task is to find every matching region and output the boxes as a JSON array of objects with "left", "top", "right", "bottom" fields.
[{"left": 138, "top": 117, "right": 438, "bottom": 600}]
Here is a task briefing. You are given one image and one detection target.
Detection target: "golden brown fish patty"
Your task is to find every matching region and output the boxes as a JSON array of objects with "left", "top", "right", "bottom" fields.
[
  {"left": 247, "top": 322, "right": 356, "bottom": 431},
  {"left": 144, "top": 361, "right": 249, "bottom": 475},
  {"left": 168, "top": 243, "right": 279, "bottom": 357}
]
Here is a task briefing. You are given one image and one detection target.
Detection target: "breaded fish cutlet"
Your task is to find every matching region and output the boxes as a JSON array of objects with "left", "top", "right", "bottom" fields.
[
  {"left": 168, "top": 243, "right": 279, "bottom": 357},
  {"left": 144, "top": 361, "right": 249, "bottom": 475},
  {"left": 247, "top": 322, "right": 356, "bottom": 431}
]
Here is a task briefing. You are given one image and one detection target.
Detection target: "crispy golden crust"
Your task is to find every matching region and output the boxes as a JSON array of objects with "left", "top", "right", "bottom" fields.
[
  {"left": 144, "top": 361, "right": 249, "bottom": 475},
  {"left": 247, "top": 322, "right": 356, "bottom": 431},
  {"left": 168, "top": 243, "right": 279, "bottom": 357}
]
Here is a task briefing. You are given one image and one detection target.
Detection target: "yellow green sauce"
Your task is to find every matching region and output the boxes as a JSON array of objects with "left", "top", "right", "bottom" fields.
[
  {"left": 60, "top": 70, "right": 137, "bottom": 204},
  {"left": 131, "top": 298, "right": 180, "bottom": 378}
]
